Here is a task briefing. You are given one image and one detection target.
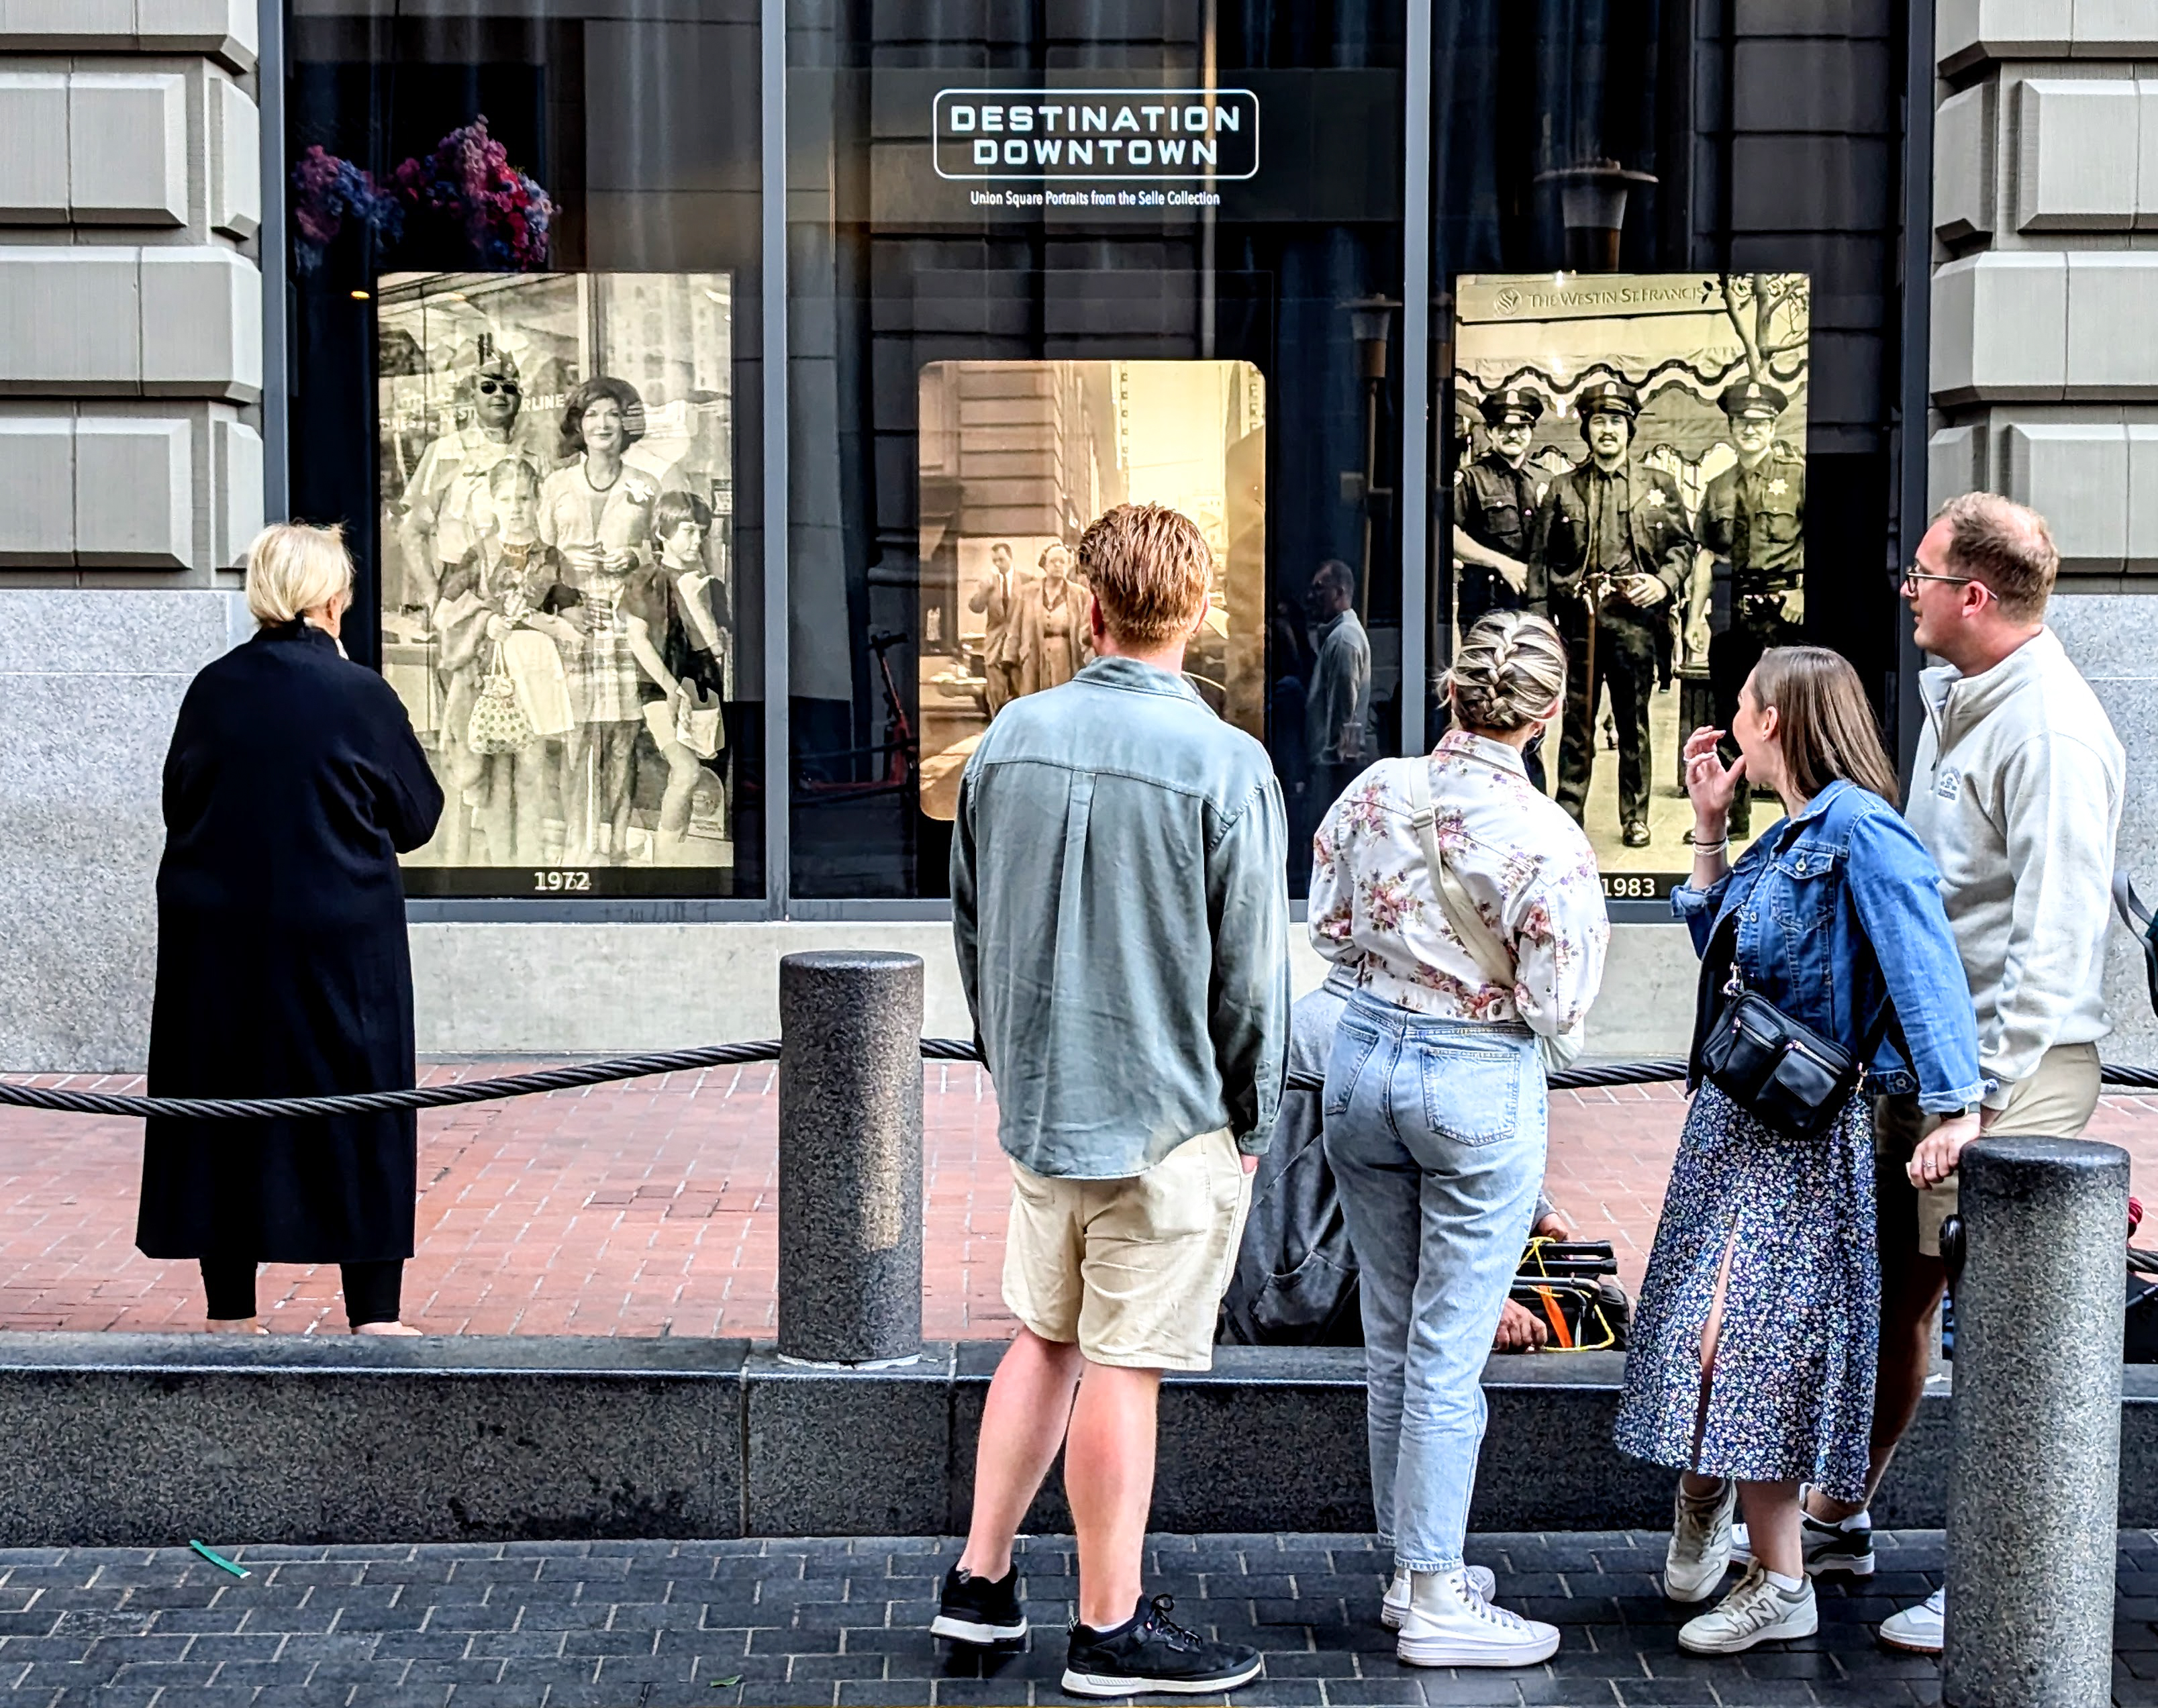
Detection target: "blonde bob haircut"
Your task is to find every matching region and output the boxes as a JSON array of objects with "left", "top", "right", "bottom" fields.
[
  {"left": 245, "top": 521, "right": 355, "bottom": 630},
  {"left": 1446, "top": 609, "right": 1568, "bottom": 733}
]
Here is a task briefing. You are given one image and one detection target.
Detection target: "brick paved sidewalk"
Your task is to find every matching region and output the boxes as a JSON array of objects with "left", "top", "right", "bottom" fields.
[
  {"left": 0, "top": 1525, "right": 2142, "bottom": 1707},
  {"left": 1, "top": 1068, "right": 2153, "bottom": 1340}
]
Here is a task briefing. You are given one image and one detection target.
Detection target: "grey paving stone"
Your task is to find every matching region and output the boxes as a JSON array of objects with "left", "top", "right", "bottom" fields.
[
  {"left": 1407, "top": 1679, "right": 1542, "bottom": 1707},
  {"left": 0, "top": 1531, "right": 2075, "bottom": 1706}
]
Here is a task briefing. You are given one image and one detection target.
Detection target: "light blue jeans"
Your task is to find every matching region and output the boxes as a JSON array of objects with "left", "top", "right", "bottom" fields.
[{"left": 1322, "top": 991, "right": 1547, "bottom": 1572}]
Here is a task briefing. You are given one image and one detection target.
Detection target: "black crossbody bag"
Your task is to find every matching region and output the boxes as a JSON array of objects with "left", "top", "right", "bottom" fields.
[{"left": 1689, "top": 841, "right": 1896, "bottom": 1142}]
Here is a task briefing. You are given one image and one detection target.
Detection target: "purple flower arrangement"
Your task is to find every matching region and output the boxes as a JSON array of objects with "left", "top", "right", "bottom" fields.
[
  {"left": 290, "top": 144, "right": 403, "bottom": 271},
  {"left": 291, "top": 117, "right": 552, "bottom": 274},
  {"left": 392, "top": 117, "right": 554, "bottom": 270}
]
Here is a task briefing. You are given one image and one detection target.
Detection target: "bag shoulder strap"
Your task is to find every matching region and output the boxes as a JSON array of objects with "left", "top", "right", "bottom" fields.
[
  {"left": 1404, "top": 757, "right": 1517, "bottom": 990},
  {"left": 1714, "top": 810, "right": 1903, "bottom": 1072}
]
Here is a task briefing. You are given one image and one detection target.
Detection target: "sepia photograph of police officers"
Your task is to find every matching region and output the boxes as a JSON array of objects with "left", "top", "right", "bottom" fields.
[
  {"left": 1528, "top": 379, "right": 1694, "bottom": 849},
  {"left": 1451, "top": 272, "right": 1810, "bottom": 890},
  {"left": 1693, "top": 379, "right": 1805, "bottom": 838}
]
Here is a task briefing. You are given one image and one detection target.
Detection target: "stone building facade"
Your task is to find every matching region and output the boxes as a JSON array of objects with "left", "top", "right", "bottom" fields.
[
  {"left": 1929, "top": 0, "right": 2158, "bottom": 1061},
  {"left": 0, "top": 1, "right": 262, "bottom": 1069}
]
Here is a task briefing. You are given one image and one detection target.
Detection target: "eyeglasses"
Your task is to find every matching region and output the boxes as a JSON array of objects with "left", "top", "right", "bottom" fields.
[
  {"left": 477, "top": 379, "right": 520, "bottom": 396},
  {"left": 1896, "top": 564, "right": 1985, "bottom": 595}
]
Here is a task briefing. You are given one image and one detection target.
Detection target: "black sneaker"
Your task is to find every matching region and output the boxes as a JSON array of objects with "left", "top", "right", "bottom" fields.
[
  {"left": 1732, "top": 1513, "right": 1877, "bottom": 1578},
  {"left": 1062, "top": 1595, "right": 1263, "bottom": 1696},
  {"left": 930, "top": 1562, "right": 1027, "bottom": 1644}
]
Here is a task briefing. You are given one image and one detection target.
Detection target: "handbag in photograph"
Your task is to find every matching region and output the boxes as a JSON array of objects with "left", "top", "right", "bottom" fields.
[{"left": 467, "top": 646, "right": 534, "bottom": 756}]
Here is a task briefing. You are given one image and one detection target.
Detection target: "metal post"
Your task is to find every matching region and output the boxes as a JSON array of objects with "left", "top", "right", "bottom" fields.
[
  {"left": 1943, "top": 1136, "right": 2128, "bottom": 1707},
  {"left": 776, "top": 951, "right": 925, "bottom": 1364}
]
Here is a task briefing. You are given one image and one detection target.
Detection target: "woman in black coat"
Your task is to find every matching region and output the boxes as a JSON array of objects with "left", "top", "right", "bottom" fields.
[{"left": 139, "top": 522, "right": 444, "bottom": 1333}]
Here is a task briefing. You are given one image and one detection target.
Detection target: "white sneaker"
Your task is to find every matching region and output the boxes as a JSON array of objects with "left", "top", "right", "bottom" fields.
[
  {"left": 1878, "top": 1587, "right": 1945, "bottom": 1654},
  {"left": 1677, "top": 1563, "right": 1818, "bottom": 1655},
  {"left": 1662, "top": 1478, "right": 1736, "bottom": 1603},
  {"left": 1395, "top": 1568, "right": 1561, "bottom": 1668},
  {"left": 1381, "top": 1564, "right": 1494, "bottom": 1629}
]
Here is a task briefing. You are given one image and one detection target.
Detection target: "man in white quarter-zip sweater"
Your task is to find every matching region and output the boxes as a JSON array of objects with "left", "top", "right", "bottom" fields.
[{"left": 1781, "top": 493, "right": 2126, "bottom": 1656}]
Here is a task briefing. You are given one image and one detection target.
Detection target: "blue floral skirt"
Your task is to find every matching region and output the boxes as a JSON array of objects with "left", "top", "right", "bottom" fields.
[{"left": 1614, "top": 1082, "right": 1879, "bottom": 1503}]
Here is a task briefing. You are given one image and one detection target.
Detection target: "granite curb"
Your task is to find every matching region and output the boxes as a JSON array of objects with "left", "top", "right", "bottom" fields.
[{"left": 0, "top": 1338, "right": 2143, "bottom": 1546}]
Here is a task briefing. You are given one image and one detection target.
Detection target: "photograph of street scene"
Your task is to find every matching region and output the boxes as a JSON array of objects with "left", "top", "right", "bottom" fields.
[
  {"left": 915, "top": 359, "right": 1267, "bottom": 820},
  {"left": 376, "top": 270, "right": 738, "bottom": 891},
  {"left": 1451, "top": 272, "right": 1809, "bottom": 893}
]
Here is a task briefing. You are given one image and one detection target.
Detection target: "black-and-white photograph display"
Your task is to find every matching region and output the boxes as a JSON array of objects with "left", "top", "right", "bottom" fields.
[
  {"left": 1451, "top": 272, "right": 1808, "bottom": 895},
  {"left": 377, "top": 271, "right": 738, "bottom": 894},
  {"left": 916, "top": 360, "right": 1267, "bottom": 820}
]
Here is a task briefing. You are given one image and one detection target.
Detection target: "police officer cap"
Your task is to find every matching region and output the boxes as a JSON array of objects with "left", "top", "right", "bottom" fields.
[
  {"left": 1577, "top": 379, "right": 1640, "bottom": 420},
  {"left": 1719, "top": 379, "right": 1788, "bottom": 420},
  {"left": 1479, "top": 387, "right": 1544, "bottom": 428}
]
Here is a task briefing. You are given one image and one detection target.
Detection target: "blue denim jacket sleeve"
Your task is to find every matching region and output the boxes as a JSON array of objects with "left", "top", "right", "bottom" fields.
[
  {"left": 1670, "top": 867, "right": 1738, "bottom": 958},
  {"left": 1842, "top": 806, "right": 1987, "bottom": 1113}
]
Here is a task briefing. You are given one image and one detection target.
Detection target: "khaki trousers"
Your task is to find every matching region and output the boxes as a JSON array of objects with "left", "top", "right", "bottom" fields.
[{"left": 1879, "top": 1042, "right": 2104, "bottom": 1257}]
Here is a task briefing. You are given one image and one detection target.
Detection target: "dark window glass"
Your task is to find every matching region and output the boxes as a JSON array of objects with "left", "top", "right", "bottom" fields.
[
  {"left": 1431, "top": 2, "right": 1908, "bottom": 904},
  {"left": 286, "top": 3, "right": 765, "bottom": 900},
  {"left": 787, "top": 3, "right": 1408, "bottom": 901}
]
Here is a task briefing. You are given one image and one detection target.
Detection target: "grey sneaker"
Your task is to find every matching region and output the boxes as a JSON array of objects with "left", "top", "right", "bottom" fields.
[
  {"left": 1662, "top": 1478, "right": 1736, "bottom": 1603},
  {"left": 1732, "top": 1512, "right": 1876, "bottom": 1578},
  {"left": 1678, "top": 1562, "right": 1818, "bottom": 1655},
  {"left": 1382, "top": 1564, "right": 1495, "bottom": 1629}
]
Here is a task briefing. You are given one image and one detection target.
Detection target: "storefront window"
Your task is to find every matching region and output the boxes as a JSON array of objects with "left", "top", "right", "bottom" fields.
[
  {"left": 787, "top": 7, "right": 1406, "bottom": 901},
  {"left": 277, "top": 1, "right": 1913, "bottom": 920},
  {"left": 285, "top": 3, "right": 765, "bottom": 901}
]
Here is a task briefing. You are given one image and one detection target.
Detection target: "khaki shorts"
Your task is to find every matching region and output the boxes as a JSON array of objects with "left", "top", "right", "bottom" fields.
[
  {"left": 1001, "top": 1127, "right": 1253, "bottom": 1372},
  {"left": 1880, "top": 1043, "right": 2104, "bottom": 1258}
]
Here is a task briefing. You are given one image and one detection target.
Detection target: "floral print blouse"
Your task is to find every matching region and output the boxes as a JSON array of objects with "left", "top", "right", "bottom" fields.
[{"left": 1308, "top": 731, "right": 1610, "bottom": 1046}]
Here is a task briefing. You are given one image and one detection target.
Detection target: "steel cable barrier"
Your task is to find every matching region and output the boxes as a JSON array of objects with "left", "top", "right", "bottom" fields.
[{"left": 3, "top": 1046, "right": 2157, "bottom": 1121}]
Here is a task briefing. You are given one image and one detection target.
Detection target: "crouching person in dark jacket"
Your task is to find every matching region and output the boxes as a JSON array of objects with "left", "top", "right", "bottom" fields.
[{"left": 1220, "top": 968, "right": 1576, "bottom": 1351}]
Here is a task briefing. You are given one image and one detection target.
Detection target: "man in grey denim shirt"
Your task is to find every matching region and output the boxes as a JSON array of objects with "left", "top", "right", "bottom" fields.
[{"left": 932, "top": 503, "right": 1289, "bottom": 1698}]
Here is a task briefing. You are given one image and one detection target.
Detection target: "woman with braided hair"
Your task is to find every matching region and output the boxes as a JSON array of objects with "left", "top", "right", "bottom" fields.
[{"left": 1308, "top": 610, "right": 1610, "bottom": 1668}]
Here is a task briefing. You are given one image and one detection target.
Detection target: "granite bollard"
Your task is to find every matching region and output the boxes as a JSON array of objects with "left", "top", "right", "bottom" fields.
[
  {"left": 777, "top": 951, "right": 926, "bottom": 1365},
  {"left": 1943, "top": 1135, "right": 2129, "bottom": 1707}
]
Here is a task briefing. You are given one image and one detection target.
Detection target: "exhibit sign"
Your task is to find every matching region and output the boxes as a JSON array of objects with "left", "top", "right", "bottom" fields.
[
  {"left": 376, "top": 270, "right": 740, "bottom": 897},
  {"left": 1451, "top": 272, "right": 1810, "bottom": 898},
  {"left": 915, "top": 359, "right": 1266, "bottom": 821},
  {"left": 932, "top": 89, "right": 1260, "bottom": 184}
]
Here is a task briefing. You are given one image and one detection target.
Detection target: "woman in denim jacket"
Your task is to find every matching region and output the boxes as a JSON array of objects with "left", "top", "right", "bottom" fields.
[{"left": 1614, "top": 646, "right": 1982, "bottom": 1658}]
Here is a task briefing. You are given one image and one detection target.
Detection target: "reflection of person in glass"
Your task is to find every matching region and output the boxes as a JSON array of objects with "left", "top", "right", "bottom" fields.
[
  {"left": 1451, "top": 388, "right": 1544, "bottom": 629},
  {"left": 625, "top": 491, "right": 732, "bottom": 862},
  {"left": 1528, "top": 379, "right": 1695, "bottom": 848},
  {"left": 1304, "top": 558, "right": 1375, "bottom": 811},
  {"left": 540, "top": 377, "right": 657, "bottom": 862},
  {"left": 433, "top": 457, "right": 585, "bottom": 864},
  {"left": 1015, "top": 542, "right": 1090, "bottom": 697},
  {"left": 1694, "top": 381, "right": 1805, "bottom": 838},
  {"left": 396, "top": 349, "right": 527, "bottom": 611},
  {"left": 969, "top": 542, "right": 1022, "bottom": 716}
]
